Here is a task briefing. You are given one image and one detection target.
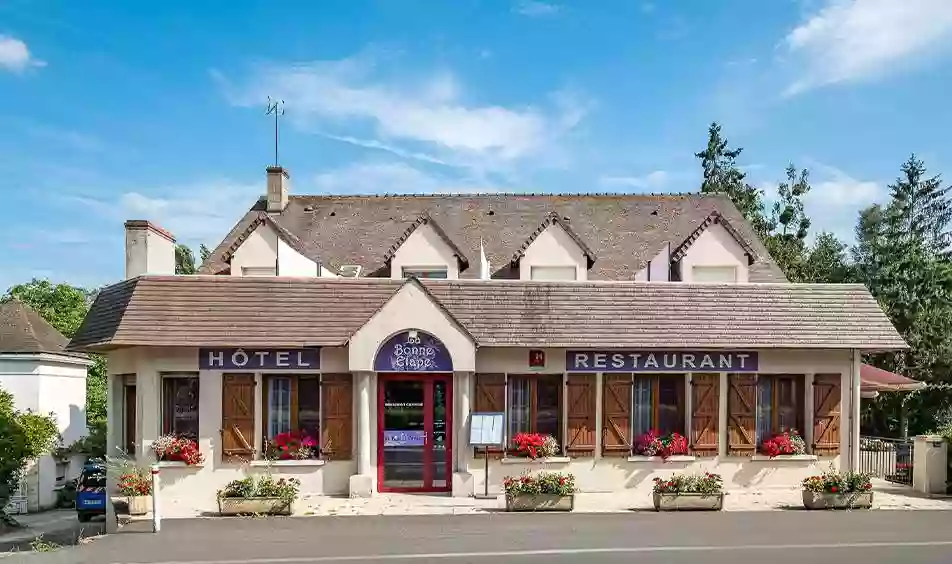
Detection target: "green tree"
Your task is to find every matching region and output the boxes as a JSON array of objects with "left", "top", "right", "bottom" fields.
[
  {"left": 803, "top": 232, "right": 852, "bottom": 283},
  {"left": 765, "top": 164, "right": 812, "bottom": 281},
  {"left": 199, "top": 244, "right": 212, "bottom": 264},
  {"left": 175, "top": 244, "right": 198, "bottom": 275},
  {"left": 0, "top": 386, "right": 59, "bottom": 527},
  {"left": 2, "top": 280, "right": 107, "bottom": 426},
  {"left": 696, "top": 122, "right": 770, "bottom": 236}
]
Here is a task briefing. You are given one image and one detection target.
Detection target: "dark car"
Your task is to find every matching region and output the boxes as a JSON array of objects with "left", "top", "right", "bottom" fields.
[{"left": 75, "top": 463, "right": 107, "bottom": 522}]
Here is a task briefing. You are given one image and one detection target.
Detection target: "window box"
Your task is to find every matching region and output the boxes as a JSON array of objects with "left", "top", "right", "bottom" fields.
[
  {"left": 501, "top": 456, "right": 571, "bottom": 465},
  {"left": 653, "top": 492, "right": 724, "bottom": 511},
  {"left": 249, "top": 459, "right": 326, "bottom": 468},
  {"left": 157, "top": 461, "right": 204, "bottom": 469},
  {"left": 751, "top": 454, "right": 818, "bottom": 462},
  {"left": 505, "top": 493, "right": 574, "bottom": 512},
  {"left": 802, "top": 491, "right": 873, "bottom": 510},
  {"left": 627, "top": 455, "right": 696, "bottom": 463},
  {"left": 218, "top": 497, "right": 294, "bottom": 516}
]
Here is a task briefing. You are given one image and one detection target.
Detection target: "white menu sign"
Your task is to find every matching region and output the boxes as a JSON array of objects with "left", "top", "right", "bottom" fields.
[{"left": 469, "top": 413, "right": 505, "bottom": 447}]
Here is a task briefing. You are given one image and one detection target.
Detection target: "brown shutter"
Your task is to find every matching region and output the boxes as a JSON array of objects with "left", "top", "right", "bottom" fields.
[
  {"left": 602, "top": 374, "right": 632, "bottom": 456},
  {"left": 321, "top": 374, "right": 353, "bottom": 460},
  {"left": 221, "top": 373, "right": 256, "bottom": 462},
  {"left": 728, "top": 373, "right": 757, "bottom": 456},
  {"left": 812, "top": 374, "right": 841, "bottom": 456},
  {"left": 690, "top": 373, "right": 719, "bottom": 457},
  {"left": 566, "top": 374, "right": 596, "bottom": 456},
  {"left": 474, "top": 373, "right": 505, "bottom": 457}
]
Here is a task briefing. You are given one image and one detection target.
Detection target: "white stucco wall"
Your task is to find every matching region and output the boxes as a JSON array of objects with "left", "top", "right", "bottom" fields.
[
  {"left": 0, "top": 358, "right": 41, "bottom": 412},
  {"left": 679, "top": 224, "right": 749, "bottom": 283},
  {"left": 635, "top": 244, "right": 672, "bottom": 282},
  {"left": 519, "top": 224, "right": 587, "bottom": 281},
  {"left": 230, "top": 223, "right": 278, "bottom": 276},
  {"left": 277, "top": 237, "right": 319, "bottom": 276},
  {"left": 389, "top": 224, "right": 460, "bottom": 280}
]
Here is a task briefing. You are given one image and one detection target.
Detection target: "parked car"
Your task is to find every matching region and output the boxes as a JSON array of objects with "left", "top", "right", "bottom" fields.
[{"left": 75, "top": 462, "right": 106, "bottom": 522}]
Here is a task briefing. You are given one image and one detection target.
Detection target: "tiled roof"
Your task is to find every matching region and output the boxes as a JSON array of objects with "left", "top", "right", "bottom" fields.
[
  {"left": 200, "top": 193, "right": 786, "bottom": 281},
  {"left": 512, "top": 211, "right": 597, "bottom": 268},
  {"left": 0, "top": 299, "right": 86, "bottom": 358},
  {"left": 220, "top": 212, "right": 319, "bottom": 268},
  {"left": 69, "top": 276, "right": 905, "bottom": 351}
]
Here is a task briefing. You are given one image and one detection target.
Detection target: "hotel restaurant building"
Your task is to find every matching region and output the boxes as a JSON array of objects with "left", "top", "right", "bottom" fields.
[{"left": 69, "top": 166, "right": 906, "bottom": 517}]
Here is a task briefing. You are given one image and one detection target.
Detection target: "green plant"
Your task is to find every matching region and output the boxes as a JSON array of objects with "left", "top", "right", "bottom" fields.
[
  {"left": 30, "top": 535, "right": 60, "bottom": 552},
  {"left": 217, "top": 475, "right": 301, "bottom": 504},
  {"left": 802, "top": 465, "right": 872, "bottom": 494},
  {"left": 117, "top": 470, "right": 153, "bottom": 496},
  {"left": 652, "top": 472, "right": 723, "bottom": 495},
  {"left": 503, "top": 472, "right": 576, "bottom": 497}
]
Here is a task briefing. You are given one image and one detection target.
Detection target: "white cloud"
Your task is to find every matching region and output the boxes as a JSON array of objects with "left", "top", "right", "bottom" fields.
[
  {"left": 599, "top": 170, "right": 670, "bottom": 190},
  {"left": 783, "top": 0, "right": 952, "bottom": 95},
  {"left": 314, "top": 161, "right": 501, "bottom": 195},
  {"left": 0, "top": 35, "right": 45, "bottom": 72},
  {"left": 808, "top": 165, "right": 882, "bottom": 206},
  {"left": 216, "top": 54, "right": 587, "bottom": 177},
  {"left": 514, "top": 1, "right": 561, "bottom": 17}
]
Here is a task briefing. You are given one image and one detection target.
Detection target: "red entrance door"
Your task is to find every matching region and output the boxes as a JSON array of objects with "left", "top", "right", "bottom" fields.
[{"left": 377, "top": 374, "right": 453, "bottom": 493}]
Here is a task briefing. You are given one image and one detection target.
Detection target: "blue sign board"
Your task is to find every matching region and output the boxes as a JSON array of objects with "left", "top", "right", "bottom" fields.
[
  {"left": 383, "top": 430, "right": 426, "bottom": 447},
  {"left": 566, "top": 350, "right": 759, "bottom": 372},
  {"left": 199, "top": 348, "right": 321, "bottom": 371},
  {"left": 374, "top": 330, "right": 453, "bottom": 372}
]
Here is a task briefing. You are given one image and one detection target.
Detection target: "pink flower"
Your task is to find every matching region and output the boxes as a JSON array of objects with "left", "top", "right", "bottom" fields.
[{"left": 302, "top": 436, "right": 318, "bottom": 448}]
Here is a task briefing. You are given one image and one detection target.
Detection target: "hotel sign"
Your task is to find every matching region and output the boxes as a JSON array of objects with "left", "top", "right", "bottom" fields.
[
  {"left": 566, "top": 350, "right": 758, "bottom": 372},
  {"left": 199, "top": 348, "right": 321, "bottom": 371},
  {"left": 374, "top": 330, "right": 453, "bottom": 372}
]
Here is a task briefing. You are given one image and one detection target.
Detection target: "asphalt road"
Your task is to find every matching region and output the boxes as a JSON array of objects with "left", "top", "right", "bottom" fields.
[{"left": 10, "top": 511, "right": 952, "bottom": 564}]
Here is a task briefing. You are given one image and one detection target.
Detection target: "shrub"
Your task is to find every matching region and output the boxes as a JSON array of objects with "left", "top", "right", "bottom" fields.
[
  {"left": 117, "top": 470, "right": 153, "bottom": 497},
  {"left": 217, "top": 475, "right": 301, "bottom": 504},
  {"left": 503, "top": 472, "right": 576, "bottom": 497},
  {"left": 802, "top": 466, "right": 872, "bottom": 494},
  {"left": 152, "top": 435, "right": 204, "bottom": 465},
  {"left": 510, "top": 433, "right": 560, "bottom": 459},
  {"left": 652, "top": 472, "right": 723, "bottom": 495},
  {"left": 634, "top": 430, "right": 690, "bottom": 458},
  {"left": 759, "top": 430, "right": 806, "bottom": 457}
]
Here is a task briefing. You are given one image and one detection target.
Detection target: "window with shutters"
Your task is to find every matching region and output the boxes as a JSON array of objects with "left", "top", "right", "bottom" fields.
[
  {"left": 565, "top": 374, "right": 596, "bottom": 456},
  {"left": 161, "top": 373, "right": 199, "bottom": 440},
  {"left": 601, "top": 373, "right": 685, "bottom": 455},
  {"left": 221, "top": 373, "right": 256, "bottom": 462},
  {"left": 263, "top": 374, "right": 322, "bottom": 459},
  {"left": 728, "top": 373, "right": 805, "bottom": 456},
  {"left": 812, "top": 374, "right": 841, "bottom": 456},
  {"left": 507, "top": 374, "right": 562, "bottom": 446}
]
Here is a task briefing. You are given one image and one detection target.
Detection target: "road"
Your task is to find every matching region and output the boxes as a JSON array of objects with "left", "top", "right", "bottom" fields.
[{"left": 12, "top": 511, "right": 952, "bottom": 564}]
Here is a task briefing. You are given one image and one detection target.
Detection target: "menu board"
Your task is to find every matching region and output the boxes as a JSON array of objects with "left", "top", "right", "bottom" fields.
[{"left": 469, "top": 413, "right": 505, "bottom": 447}]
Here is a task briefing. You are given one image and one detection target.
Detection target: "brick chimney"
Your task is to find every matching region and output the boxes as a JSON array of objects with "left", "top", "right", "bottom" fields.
[
  {"left": 266, "top": 166, "right": 289, "bottom": 212},
  {"left": 124, "top": 220, "right": 176, "bottom": 279}
]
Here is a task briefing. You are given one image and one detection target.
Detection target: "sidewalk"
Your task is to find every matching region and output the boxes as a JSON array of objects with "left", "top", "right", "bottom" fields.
[{"left": 0, "top": 510, "right": 105, "bottom": 554}]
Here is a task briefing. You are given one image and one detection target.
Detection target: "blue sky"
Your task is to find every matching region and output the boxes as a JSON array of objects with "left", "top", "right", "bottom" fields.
[{"left": 2, "top": 0, "right": 952, "bottom": 291}]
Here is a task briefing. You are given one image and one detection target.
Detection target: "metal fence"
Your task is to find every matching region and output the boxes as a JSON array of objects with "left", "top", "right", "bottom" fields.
[{"left": 859, "top": 436, "right": 914, "bottom": 485}]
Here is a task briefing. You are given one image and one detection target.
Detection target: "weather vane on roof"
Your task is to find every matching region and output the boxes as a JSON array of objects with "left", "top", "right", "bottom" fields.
[{"left": 266, "top": 96, "right": 285, "bottom": 167}]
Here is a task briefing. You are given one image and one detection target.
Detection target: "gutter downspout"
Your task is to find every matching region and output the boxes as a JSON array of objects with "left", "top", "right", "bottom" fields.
[{"left": 849, "top": 349, "right": 862, "bottom": 471}]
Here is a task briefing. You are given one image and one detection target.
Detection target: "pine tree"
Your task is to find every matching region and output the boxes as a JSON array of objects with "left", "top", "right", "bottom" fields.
[{"left": 765, "top": 164, "right": 811, "bottom": 281}]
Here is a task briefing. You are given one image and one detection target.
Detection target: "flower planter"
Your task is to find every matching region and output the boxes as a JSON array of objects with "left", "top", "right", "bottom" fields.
[
  {"left": 218, "top": 497, "right": 294, "bottom": 516},
  {"left": 505, "top": 493, "right": 574, "bottom": 512},
  {"left": 125, "top": 495, "right": 152, "bottom": 516},
  {"left": 802, "top": 490, "right": 873, "bottom": 510},
  {"left": 652, "top": 492, "right": 724, "bottom": 511}
]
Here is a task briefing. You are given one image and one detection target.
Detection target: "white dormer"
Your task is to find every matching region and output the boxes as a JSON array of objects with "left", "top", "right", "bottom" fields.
[
  {"left": 670, "top": 212, "right": 755, "bottom": 283},
  {"left": 386, "top": 214, "right": 469, "bottom": 280},
  {"left": 634, "top": 243, "right": 671, "bottom": 281},
  {"left": 512, "top": 212, "right": 595, "bottom": 281},
  {"left": 225, "top": 213, "right": 322, "bottom": 277}
]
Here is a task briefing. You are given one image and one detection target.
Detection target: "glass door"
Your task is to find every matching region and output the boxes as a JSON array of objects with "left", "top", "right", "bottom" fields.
[{"left": 378, "top": 375, "right": 453, "bottom": 492}]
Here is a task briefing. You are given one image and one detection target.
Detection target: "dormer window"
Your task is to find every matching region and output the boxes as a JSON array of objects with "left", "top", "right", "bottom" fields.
[
  {"left": 402, "top": 267, "right": 448, "bottom": 279},
  {"left": 530, "top": 266, "right": 577, "bottom": 281},
  {"left": 512, "top": 212, "right": 596, "bottom": 282},
  {"left": 691, "top": 265, "right": 737, "bottom": 283}
]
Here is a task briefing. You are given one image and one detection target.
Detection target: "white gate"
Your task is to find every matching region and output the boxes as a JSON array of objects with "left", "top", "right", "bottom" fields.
[{"left": 3, "top": 477, "right": 28, "bottom": 515}]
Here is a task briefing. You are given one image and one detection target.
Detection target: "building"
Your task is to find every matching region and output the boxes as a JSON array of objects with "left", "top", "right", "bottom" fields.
[
  {"left": 68, "top": 166, "right": 906, "bottom": 518},
  {"left": 1, "top": 300, "right": 91, "bottom": 513}
]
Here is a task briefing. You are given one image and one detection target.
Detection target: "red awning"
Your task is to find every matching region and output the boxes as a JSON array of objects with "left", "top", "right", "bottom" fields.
[{"left": 861, "top": 363, "right": 925, "bottom": 393}]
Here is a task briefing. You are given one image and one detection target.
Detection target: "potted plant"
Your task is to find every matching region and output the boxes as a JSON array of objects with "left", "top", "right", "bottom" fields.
[
  {"left": 509, "top": 433, "right": 560, "bottom": 460},
  {"left": 217, "top": 475, "right": 301, "bottom": 516},
  {"left": 634, "top": 430, "right": 690, "bottom": 459},
  {"left": 116, "top": 469, "right": 153, "bottom": 516},
  {"left": 152, "top": 434, "right": 205, "bottom": 466},
  {"left": 264, "top": 431, "right": 319, "bottom": 460},
  {"left": 759, "top": 430, "right": 807, "bottom": 457},
  {"left": 503, "top": 471, "right": 576, "bottom": 511},
  {"left": 801, "top": 466, "right": 873, "bottom": 509},
  {"left": 652, "top": 472, "right": 724, "bottom": 511}
]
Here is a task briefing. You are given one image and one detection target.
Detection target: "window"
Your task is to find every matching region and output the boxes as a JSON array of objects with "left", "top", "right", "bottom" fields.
[
  {"left": 602, "top": 374, "right": 687, "bottom": 456},
  {"left": 530, "top": 266, "right": 577, "bottom": 281},
  {"left": 691, "top": 265, "right": 737, "bottom": 283},
  {"left": 242, "top": 266, "right": 277, "bottom": 276},
  {"left": 161, "top": 374, "right": 199, "bottom": 439},
  {"left": 402, "top": 267, "right": 448, "bottom": 279},
  {"left": 263, "top": 374, "right": 322, "bottom": 458},
  {"left": 755, "top": 374, "right": 803, "bottom": 442},
  {"left": 507, "top": 374, "right": 562, "bottom": 443}
]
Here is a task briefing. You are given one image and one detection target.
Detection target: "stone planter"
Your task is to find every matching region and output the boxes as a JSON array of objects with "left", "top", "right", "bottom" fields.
[
  {"left": 126, "top": 495, "right": 152, "bottom": 516},
  {"left": 653, "top": 492, "right": 724, "bottom": 511},
  {"left": 217, "top": 497, "right": 294, "bottom": 516},
  {"left": 505, "top": 493, "right": 574, "bottom": 512},
  {"left": 802, "top": 490, "right": 873, "bottom": 510}
]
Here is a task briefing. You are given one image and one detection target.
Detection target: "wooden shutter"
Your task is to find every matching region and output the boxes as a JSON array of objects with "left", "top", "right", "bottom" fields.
[
  {"left": 690, "top": 373, "right": 719, "bottom": 457},
  {"left": 728, "top": 374, "right": 757, "bottom": 456},
  {"left": 566, "top": 374, "right": 596, "bottom": 456},
  {"left": 812, "top": 374, "right": 841, "bottom": 456},
  {"left": 602, "top": 374, "right": 632, "bottom": 456},
  {"left": 221, "top": 373, "right": 255, "bottom": 462},
  {"left": 321, "top": 374, "right": 353, "bottom": 460},
  {"left": 474, "top": 373, "right": 505, "bottom": 457}
]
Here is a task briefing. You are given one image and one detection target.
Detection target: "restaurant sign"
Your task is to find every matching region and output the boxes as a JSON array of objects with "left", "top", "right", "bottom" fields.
[
  {"left": 566, "top": 350, "right": 758, "bottom": 372},
  {"left": 199, "top": 348, "right": 321, "bottom": 371},
  {"left": 374, "top": 330, "right": 453, "bottom": 372}
]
